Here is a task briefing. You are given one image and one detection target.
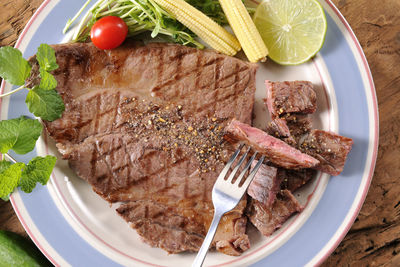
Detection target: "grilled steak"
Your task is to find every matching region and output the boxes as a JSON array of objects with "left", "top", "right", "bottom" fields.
[
  {"left": 248, "top": 162, "right": 280, "bottom": 206},
  {"left": 284, "top": 114, "right": 313, "bottom": 140},
  {"left": 246, "top": 190, "right": 303, "bottom": 236},
  {"left": 267, "top": 118, "right": 291, "bottom": 138},
  {"left": 265, "top": 80, "right": 317, "bottom": 117},
  {"left": 279, "top": 168, "right": 317, "bottom": 192},
  {"left": 299, "top": 130, "right": 354, "bottom": 176},
  {"left": 264, "top": 81, "right": 353, "bottom": 176},
  {"left": 38, "top": 41, "right": 258, "bottom": 255},
  {"left": 267, "top": 114, "right": 313, "bottom": 146},
  {"left": 265, "top": 81, "right": 315, "bottom": 146},
  {"left": 225, "top": 119, "right": 319, "bottom": 169}
]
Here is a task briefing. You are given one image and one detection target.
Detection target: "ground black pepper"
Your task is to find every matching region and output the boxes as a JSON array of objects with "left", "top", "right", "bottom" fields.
[{"left": 119, "top": 97, "right": 228, "bottom": 172}]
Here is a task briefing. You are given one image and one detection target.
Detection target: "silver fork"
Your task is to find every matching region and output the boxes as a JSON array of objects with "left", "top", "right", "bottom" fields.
[{"left": 192, "top": 144, "right": 265, "bottom": 267}]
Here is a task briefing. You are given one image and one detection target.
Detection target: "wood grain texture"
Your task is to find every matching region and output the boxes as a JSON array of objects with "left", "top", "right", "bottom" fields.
[{"left": 0, "top": 0, "right": 399, "bottom": 265}]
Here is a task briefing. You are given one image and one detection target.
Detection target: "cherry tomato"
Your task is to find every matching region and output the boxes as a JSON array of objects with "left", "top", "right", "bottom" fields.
[{"left": 90, "top": 16, "right": 128, "bottom": 50}]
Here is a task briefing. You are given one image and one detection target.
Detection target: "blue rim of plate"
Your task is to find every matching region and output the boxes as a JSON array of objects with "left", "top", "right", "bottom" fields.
[{"left": 0, "top": 0, "right": 378, "bottom": 266}]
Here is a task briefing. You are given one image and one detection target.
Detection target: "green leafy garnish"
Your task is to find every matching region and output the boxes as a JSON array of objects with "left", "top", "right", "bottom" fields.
[
  {"left": 64, "top": 0, "right": 254, "bottom": 48},
  {"left": 0, "top": 160, "right": 12, "bottom": 173},
  {"left": 0, "top": 44, "right": 63, "bottom": 199},
  {"left": 0, "top": 155, "right": 57, "bottom": 198},
  {"left": 0, "top": 161, "right": 25, "bottom": 199},
  {"left": 36, "top": 44, "right": 59, "bottom": 71},
  {"left": 39, "top": 69, "right": 57, "bottom": 90},
  {"left": 0, "top": 44, "right": 63, "bottom": 121},
  {"left": 0, "top": 117, "right": 43, "bottom": 155},
  {"left": 26, "top": 87, "right": 65, "bottom": 121},
  {"left": 19, "top": 156, "right": 57, "bottom": 193},
  {"left": 0, "top": 47, "right": 31, "bottom": 86}
]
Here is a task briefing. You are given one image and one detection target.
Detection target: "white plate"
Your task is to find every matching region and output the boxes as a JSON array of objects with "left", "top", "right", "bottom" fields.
[{"left": 1, "top": 0, "right": 378, "bottom": 266}]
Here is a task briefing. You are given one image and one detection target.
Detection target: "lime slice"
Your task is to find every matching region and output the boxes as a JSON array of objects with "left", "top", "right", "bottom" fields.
[{"left": 253, "top": 0, "right": 327, "bottom": 65}]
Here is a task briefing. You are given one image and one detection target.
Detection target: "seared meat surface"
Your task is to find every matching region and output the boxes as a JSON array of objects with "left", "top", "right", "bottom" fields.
[
  {"left": 264, "top": 81, "right": 353, "bottom": 176},
  {"left": 279, "top": 168, "right": 317, "bottom": 192},
  {"left": 265, "top": 81, "right": 315, "bottom": 146},
  {"left": 299, "top": 130, "right": 354, "bottom": 176},
  {"left": 265, "top": 80, "right": 317, "bottom": 117},
  {"left": 38, "top": 41, "right": 258, "bottom": 255},
  {"left": 247, "top": 190, "right": 303, "bottom": 236}
]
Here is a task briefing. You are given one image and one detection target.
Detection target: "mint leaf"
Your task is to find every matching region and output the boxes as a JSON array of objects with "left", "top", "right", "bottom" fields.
[
  {"left": 39, "top": 69, "right": 57, "bottom": 90},
  {"left": 0, "top": 161, "right": 12, "bottom": 201},
  {"left": 26, "top": 87, "right": 64, "bottom": 121},
  {"left": 0, "top": 117, "right": 43, "bottom": 154},
  {"left": 0, "top": 160, "right": 12, "bottom": 172},
  {"left": 0, "top": 46, "right": 31, "bottom": 86},
  {"left": 36, "top": 44, "right": 58, "bottom": 71},
  {"left": 0, "top": 161, "right": 25, "bottom": 198},
  {"left": 19, "top": 156, "right": 56, "bottom": 193}
]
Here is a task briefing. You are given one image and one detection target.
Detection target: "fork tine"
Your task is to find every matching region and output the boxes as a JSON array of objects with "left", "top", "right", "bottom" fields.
[
  {"left": 216, "top": 144, "right": 244, "bottom": 181},
  {"left": 234, "top": 151, "right": 258, "bottom": 186},
  {"left": 226, "top": 146, "right": 251, "bottom": 183},
  {"left": 241, "top": 156, "right": 266, "bottom": 189}
]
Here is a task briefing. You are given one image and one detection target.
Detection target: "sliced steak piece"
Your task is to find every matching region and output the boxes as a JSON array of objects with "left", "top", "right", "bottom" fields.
[
  {"left": 299, "top": 130, "right": 354, "bottom": 176},
  {"left": 279, "top": 168, "right": 317, "bottom": 192},
  {"left": 247, "top": 190, "right": 303, "bottom": 236},
  {"left": 214, "top": 216, "right": 250, "bottom": 256},
  {"left": 266, "top": 118, "right": 296, "bottom": 146},
  {"left": 265, "top": 80, "right": 317, "bottom": 117},
  {"left": 266, "top": 118, "right": 291, "bottom": 138},
  {"left": 264, "top": 81, "right": 315, "bottom": 146},
  {"left": 284, "top": 114, "right": 313, "bottom": 140},
  {"left": 247, "top": 162, "right": 280, "bottom": 206},
  {"left": 39, "top": 41, "right": 257, "bottom": 255},
  {"left": 267, "top": 115, "right": 312, "bottom": 147},
  {"left": 225, "top": 119, "right": 319, "bottom": 169}
]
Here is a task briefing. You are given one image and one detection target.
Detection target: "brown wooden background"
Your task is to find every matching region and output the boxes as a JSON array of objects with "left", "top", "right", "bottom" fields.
[{"left": 1, "top": 0, "right": 399, "bottom": 265}]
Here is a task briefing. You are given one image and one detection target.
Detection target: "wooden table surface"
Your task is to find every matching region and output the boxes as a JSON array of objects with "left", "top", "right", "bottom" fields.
[{"left": 1, "top": 0, "right": 399, "bottom": 265}]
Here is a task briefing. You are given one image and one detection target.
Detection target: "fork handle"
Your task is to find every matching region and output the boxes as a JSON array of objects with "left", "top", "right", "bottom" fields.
[{"left": 192, "top": 210, "right": 224, "bottom": 267}]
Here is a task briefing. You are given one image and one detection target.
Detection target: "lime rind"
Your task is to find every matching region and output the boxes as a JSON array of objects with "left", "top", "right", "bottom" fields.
[{"left": 254, "top": 0, "right": 327, "bottom": 65}]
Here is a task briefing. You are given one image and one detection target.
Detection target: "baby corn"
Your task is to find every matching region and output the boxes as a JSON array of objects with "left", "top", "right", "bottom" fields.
[
  {"left": 219, "top": 0, "right": 268, "bottom": 62},
  {"left": 152, "top": 0, "right": 241, "bottom": 56}
]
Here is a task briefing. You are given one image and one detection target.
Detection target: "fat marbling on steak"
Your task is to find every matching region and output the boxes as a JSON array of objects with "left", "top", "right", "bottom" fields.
[{"left": 35, "top": 41, "right": 258, "bottom": 255}]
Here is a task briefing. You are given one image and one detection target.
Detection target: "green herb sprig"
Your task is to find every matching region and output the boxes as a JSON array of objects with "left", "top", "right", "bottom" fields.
[{"left": 0, "top": 44, "right": 64, "bottom": 200}]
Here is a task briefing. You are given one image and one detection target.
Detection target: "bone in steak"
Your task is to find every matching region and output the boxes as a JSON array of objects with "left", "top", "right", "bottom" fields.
[
  {"left": 247, "top": 190, "right": 303, "bottom": 236},
  {"left": 225, "top": 119, "right": 319, "bottom": 169},
  {"left": 38, "top": 41, "right": 258, "bottom": 255},
  {"left": 299, "top": 130, "right": 354, "bottom": 176}
]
